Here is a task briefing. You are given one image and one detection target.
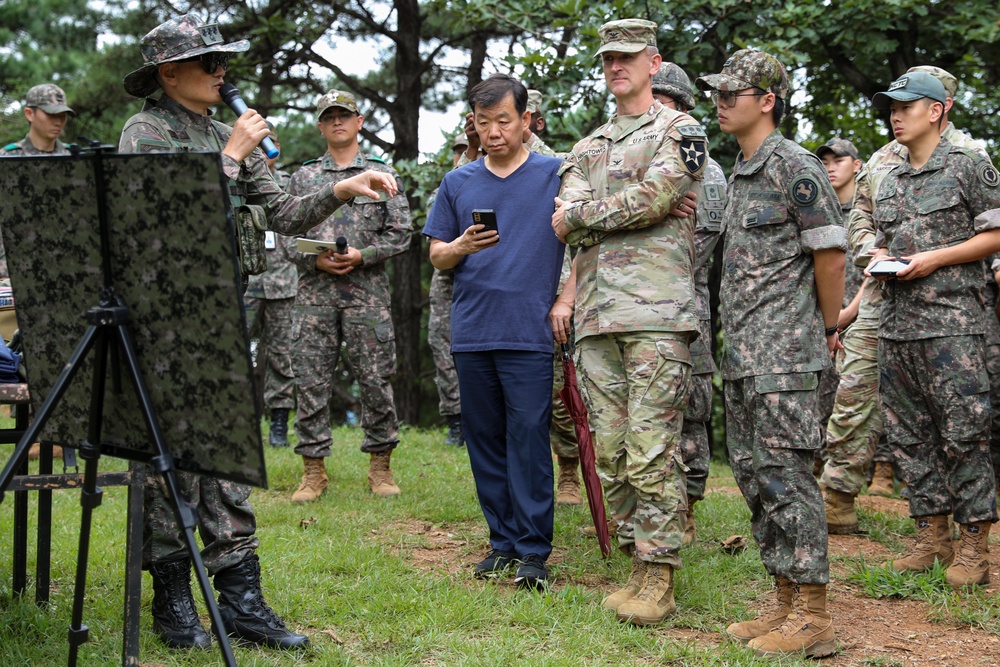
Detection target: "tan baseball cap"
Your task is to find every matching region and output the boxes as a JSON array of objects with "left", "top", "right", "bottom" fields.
[{"left": 594, "top": 19, "right": 658, "bottom": 58}]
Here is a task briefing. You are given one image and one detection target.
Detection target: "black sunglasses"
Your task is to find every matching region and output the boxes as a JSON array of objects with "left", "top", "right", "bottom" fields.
[{"left": 177, "top": 52, "right": 230, "bottom": 74}]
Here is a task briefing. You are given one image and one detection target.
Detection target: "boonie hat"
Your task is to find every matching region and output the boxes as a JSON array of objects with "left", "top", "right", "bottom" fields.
[
  {"left": 872, "top": 72, "right": 947, "bottom": 109},
  {"left": 652, "top": 63, "right": 697, "bottom": 110},
  {"left": 317, "top": 90, "right": 359, "bottom": 120},
  {"left": 594, "top": 19, "right": 658, "bottom": 58},
  {"left": 451, "top": 132, "right": 469, "bottom": 151},
  {"left": 123, "top": 14, "right": 249, "bottom": 98},
  {"left": 906, "top": 65, "right": 958, "bottom": 98},
  {"left": 696, "top": 49, "right": 790, "bottom": 100},
  {"left": 816, "top": 137, "right": 859, "bottom": 161},
  {"left": 526, "top": 89, "right": 543, "bottom": 114},
  {"left": 25, "top": 84, "right": 75, "bottom": 116}
]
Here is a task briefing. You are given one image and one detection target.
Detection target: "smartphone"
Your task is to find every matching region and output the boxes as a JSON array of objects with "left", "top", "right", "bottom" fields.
[
  {"left": 472, "top": 209, "right": 498, "bottom": 233},
  {"left": 869, "top": 259, "right": 910, "bottom": 276}
]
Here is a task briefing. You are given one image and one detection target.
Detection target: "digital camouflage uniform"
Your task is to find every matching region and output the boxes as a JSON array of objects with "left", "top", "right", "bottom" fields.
[
  {"left": 717, "top": 127, "right": 846, "bottom": 584},
  {"left": 873, "top": 138, "right": 1000, "bottom": 524},
  {"left": 245, "top": 168, "right": 298, "bottom": 413},
  {"left": 822, "top": 123, "right": 992, "bottom": 495},
  {"left": 988, "top": 254, "right": 1000, "bottom": 487},
  {"left": 428, "top": 266, "right": 460, "bottom": 416},
  {"left": 287, "top": 150, "right": 411, "bottom": 457},
  {"left": 679, "top": 158, "right": 725, "bottom": 502},
  {"left": 120, "top": 82, "right": 353, "bottom": 574},
  {"left": 560, "top": 101, "right": 707, "bottom": 567}
]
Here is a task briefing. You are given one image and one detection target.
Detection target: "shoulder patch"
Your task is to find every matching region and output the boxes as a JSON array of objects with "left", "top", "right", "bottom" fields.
[
  {"left": 680, "top": 137, "right": 707, "bottom": 174},
  {"left": 677, "top": 123, "right": 707, "bottom": 138},
  {"left": 979, "top": 162, "right": 1000, "bottom": 188},
  {"left": 790, "top": 174, "right": 820, "bottom": 207},
  {"left": 3, "top": 143, "right": 19, "bottom": 151}
]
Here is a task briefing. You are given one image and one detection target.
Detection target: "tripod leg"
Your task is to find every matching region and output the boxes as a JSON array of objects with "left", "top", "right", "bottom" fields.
[
  {"left": 118, "top": 324, "right": 237, "bottom": 667},
  {"left": 67, "top": 441, "right": 103, "bottom": 667}
]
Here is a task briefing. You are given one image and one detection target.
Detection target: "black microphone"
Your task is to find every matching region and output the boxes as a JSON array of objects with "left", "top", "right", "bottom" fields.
[
  {"left": 218, "top": 83, "right": 280, "bottom": 159},
  {"left": 335, "top": 236, "right": 348, "bottom": 255}
]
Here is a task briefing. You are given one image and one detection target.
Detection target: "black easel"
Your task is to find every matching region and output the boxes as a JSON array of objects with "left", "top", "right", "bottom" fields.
[{"left": 0, "top": 141, "right": 237, "bottom": 667}]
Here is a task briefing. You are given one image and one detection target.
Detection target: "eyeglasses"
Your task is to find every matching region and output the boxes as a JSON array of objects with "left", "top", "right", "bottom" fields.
[
  {"left": 178, "top": 52, "right": 230, "bottom": 74},
  {"left": 710, "top": 89, "right": 764, "bottom": 108}
]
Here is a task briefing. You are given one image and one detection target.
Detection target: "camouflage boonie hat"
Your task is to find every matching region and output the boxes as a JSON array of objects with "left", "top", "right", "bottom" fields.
[
  {"left": 816, "top": 137, "right": 859, "bottom": 161},
  {"left": 594, "top": 19, "right": 658, "bottom": 58},
  {"left": 123, "top": 14, "right": 249, "bottom": 98},
  {"left": 906, "top": 65, "right": 958, "bottom": 98},
  {"left": 451, "top": 132, "right": 469, "bottom": 151},
  {"left": 25, "top": 84, "right": 75, "bottom": 116},
  {"left": 526, "top": 89, "right": 544, "bottom": 114},
  {"left": 652, "top": 63, "right": 697, "bottom": 110},
  {"left": 695, "top": 49, "right": 790, "bottom": 100},
  {"left": 317, "top": 90, "right": 359, "bottom": 120},
  {"left": 872, "top": 71, "right": 947, "bottom": 109}
]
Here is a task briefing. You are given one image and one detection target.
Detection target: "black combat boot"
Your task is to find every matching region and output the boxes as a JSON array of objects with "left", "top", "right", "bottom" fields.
[
  {"left": 214, "top": 554, "right": 309, "bottom": 650},
  {"left": 269, "top": 408, "right": 290, "bottom": 447},
  {"left": 445, "top": 414, "right": 464, "bottom": 447},
  {"left": 150, "top": 557, "right": 212, "bottom": 649}
]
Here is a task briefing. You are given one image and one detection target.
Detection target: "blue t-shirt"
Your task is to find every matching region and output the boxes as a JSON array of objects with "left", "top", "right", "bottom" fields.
[{"left": 423, "top": 153, "right": 565, "bottom": 353}]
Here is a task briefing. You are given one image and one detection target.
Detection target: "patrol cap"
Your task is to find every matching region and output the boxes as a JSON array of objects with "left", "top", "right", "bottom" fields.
[
  {"left": 594, "top": 19, "right": 658, "bottom": 58},
  {"left": 906, "top": 65, "right": 958, "bottom": 98},
  {"left": 872, "top": 71, "right": 947, "bottom": 109},
  {"left": 695, "top": 49, "right": 790, "bottom": 100},
  {"left": 451, "top": 132, "right": 469, "bottom": 152},
  {"left": 25, "top": 84, "right": 75, "bottom": 116},
  {"left": 123, "top": 14, "right": 249, "bottom": 98},
  {"left": 317, "top": 90, "right": 359, "bottom": 120},
  {"left": 816, "top": 137, "right": 859, "bottom": 161},
  {"left": 526, "top": 89, "right": 543, "bottom": 114},
  {"left": 652, "top": 63, "right": 697, "bottom": 110}
]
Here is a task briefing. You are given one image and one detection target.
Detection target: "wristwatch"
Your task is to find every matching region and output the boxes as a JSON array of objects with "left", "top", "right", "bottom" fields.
[{"left": 825, "top": 325, "right": 839, "bottom": 336}]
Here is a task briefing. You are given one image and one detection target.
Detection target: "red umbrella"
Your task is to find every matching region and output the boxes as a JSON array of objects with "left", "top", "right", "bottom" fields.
[{"left": 559, "top": 344, "right": 612, "bottom": 558}]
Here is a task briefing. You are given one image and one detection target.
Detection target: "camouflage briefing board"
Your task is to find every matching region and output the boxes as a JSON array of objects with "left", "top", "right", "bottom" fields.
[{"left": 0, "top": 151, "right": 266, "bottom": 488}]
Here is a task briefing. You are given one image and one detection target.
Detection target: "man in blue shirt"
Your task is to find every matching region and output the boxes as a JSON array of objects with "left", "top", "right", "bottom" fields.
[{"left": 423, "top": 74, "right": 565, "bottom": 589}]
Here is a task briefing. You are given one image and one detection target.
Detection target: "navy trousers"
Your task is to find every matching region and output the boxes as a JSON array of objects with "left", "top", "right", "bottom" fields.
[{"left": 454, "top": 350, "right": 555, "bottom": 559}]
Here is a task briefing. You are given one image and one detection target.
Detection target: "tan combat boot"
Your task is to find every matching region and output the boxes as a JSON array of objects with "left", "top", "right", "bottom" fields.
[
  {"left": 945, "top": 522, "right": 991, "bottom": 589},
  {"left": 887, "top": 515, "right": 954, "bottom": 571},
  {"left": 726, "top": 576, "right": 795, "bottom": 643},
  {"left": 368, "top": 451, "right": 401, "bottom": 497},
  {"left": 824, "top": 487, "right": 859, "bottom": 535},
  {"left": 615, "top": 562, "right": 675, "bottom": 625},
  {"left": 682, "top": 499, "right": 698, "bottom": 548},
  {"left": 601, "top": 548, "right": 647, "bottom": 612},
  {"left": 748, "top": 583, "right": 837, "bottom": 657},
  {"left": 556, "top": 456, "right": 582, "bottom": 505},
  {"left": 867, "top": 462, "right": 894, "bottom": 497},
  {"left": 291, "top": 456, "right": 328, "bottom": 503}
]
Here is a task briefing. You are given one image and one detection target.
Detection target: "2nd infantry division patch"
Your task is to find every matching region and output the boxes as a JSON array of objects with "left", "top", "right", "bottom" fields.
[
  {"left": 680, "top": 139, "right": 706, "bottom": 174},
  {"left": 979, "top": 162, "right": 999, "bottom": 188},
  {"left": 791, "top": 175, "right": 820, "bottom": 206}
]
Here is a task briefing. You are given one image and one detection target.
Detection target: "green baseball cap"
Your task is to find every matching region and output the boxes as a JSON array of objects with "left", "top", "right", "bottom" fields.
[
  {"left": 25, "top": 84, "right": 75, "bottom": 116},
  {"left": 695, "top": 49, "right": 790, "bottom": 100},
  {"left": 594, "top": 19, "right": 658, "bottom": 58},
  {"left": 316, "top": 90, "right": 359, "bottom": 119},
  {"left": 816, "top": 137, "right": 859, "bottom": 161},
  {"left": 872, "top": 72, "right": 947, "bottom": 109},
  {"left": 123, "top": 14, "right": 249, "bottom": 98}
]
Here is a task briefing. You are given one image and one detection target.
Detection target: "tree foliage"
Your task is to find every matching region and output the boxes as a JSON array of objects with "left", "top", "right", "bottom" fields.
[{"left": 1, "top": 0, "right": 998, "bottom": 424}]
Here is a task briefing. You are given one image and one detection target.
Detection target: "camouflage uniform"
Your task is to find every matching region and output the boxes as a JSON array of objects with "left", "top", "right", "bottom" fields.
[
  {"left": 873, "top": 138, "right": 1000, "bottom": 524},
  {"left": 988, "top": 255, "right": 1000, "bottom": 487},
  {"left": 714, "top": 121, "right": 846, "bottom": 583},
  {"left": 287, "top": 150, "right": 411, "bottom": 457},
  {"left": 679, "top": 158, "right": 725, "bottom": 502},
  {"left": 822, "top": 124, "right": 993, "bottom": 495},
  {"left": 560, "top": 99, "right": 707, "bottom": 566},
  {"left": 245, "top": 169, "right": 298, "bottom": 413},
  {"left": 428, "top": 267, "right": 460, "bottom": 416},
  {"left": 119, "top": 18, "right": 355, "bottom": 572},
  {"left": 550, "top": 248, "right": 578, "bottom": 459}
]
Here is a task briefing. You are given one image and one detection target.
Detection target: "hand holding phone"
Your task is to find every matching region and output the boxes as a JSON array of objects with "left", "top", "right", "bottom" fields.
[{"left": 868, "top": 259, "right": 910, "bottom": 277}]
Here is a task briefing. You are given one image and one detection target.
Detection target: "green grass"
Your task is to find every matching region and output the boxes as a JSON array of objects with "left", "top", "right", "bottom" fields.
[{"left": 0, "top": 422, "right": 996, "bottom": 665}]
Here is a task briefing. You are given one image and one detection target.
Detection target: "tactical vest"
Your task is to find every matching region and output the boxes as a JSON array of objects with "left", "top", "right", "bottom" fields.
[{"left": 121, "top": 110, "right": 267, "bottom": 276}]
